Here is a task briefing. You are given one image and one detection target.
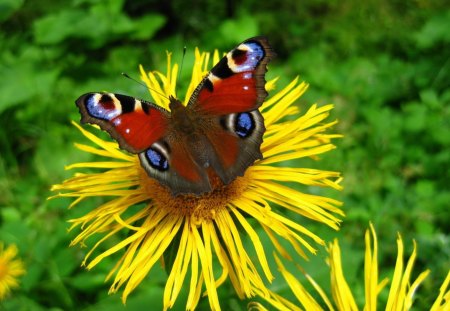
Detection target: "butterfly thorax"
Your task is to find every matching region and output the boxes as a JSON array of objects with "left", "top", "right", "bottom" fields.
[{"left": 168, "top": 96, "right": 199, "bottom": 134}]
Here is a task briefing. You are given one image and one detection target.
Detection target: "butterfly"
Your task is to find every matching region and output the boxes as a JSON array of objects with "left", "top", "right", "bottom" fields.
[{"left": 76, "top": 37, "right": 274, "bottom": 195}]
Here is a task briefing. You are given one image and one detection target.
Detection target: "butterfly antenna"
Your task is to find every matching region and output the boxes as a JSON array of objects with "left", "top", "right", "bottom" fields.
[
  {"left": 176, "top": 46, "right": 187, "bottom": 87},
  {"left": 121, "top": 72, "right": 169, "bottom": 100}
]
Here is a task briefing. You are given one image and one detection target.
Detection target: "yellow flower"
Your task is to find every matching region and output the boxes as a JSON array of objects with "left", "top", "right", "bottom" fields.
[
  {"left": 51, "top": 47, "right": 343, "bottom": 310},
  {"left": 253, "top": 223, "right": 450, "bottom": 311},
  {"left": 0, "top": 242, "right": 25, "bottom": 300}
]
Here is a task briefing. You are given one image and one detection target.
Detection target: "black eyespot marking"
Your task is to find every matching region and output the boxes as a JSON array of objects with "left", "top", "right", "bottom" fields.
[
  {"left": 145, "top": 148, "right": 169, "bottom": 171},
  {"left": 211, "top": 57, "right": 234, "bottom": 78},
  {"left": 232, "top": 48, "right": 248, "bottom": 65},
  {"left": 115, "top": 94, "right": 135, "bottom": 113},
  {"left": 235, "top": 112, "right": 255, "bottom": 138},
  {"left": 232, "top": 48, "right": 246, "bottom": 58},
  {"left": 203, "top": 79, "right": 214, "bottom": 92},
  {"left": 99, "top": 94, "right": 113, "bottom": 104}
]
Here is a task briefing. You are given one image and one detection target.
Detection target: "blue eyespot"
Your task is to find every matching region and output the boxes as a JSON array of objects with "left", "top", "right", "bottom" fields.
[
  {"left": 232, "top": 42, "right": 264, "bottom": 72},
  {"left": 86, "top": 94, "right": 120, "bottom": 120},
  {"left": 235, "top": 112, "right": 255, "bottom": 138},
  {"left": 145, "top": 148, "right": 169, "bottom": 171}
]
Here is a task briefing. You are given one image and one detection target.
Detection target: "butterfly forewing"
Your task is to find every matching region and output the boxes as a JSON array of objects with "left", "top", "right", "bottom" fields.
[
  {"left": 188, "top": 36, "right": 275, "bottom": 114},
  {"left": 76, "top": 92, "right": 170, "bottom": 153}
]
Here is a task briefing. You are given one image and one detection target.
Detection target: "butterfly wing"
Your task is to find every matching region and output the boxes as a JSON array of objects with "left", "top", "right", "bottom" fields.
[
  {"left": 188, "top": 36, "right": 274, "bottom": 114},
  {"left": 76, "top": 92, "right": 170, "bottom": 153},
  {"left": 138, "top": 132, "right": 214, "bottom": 195},
  {"left": 188, "top": 37, "right": 274, "bottom": 185},
  {"left": 204, "top": 110, "right": 266, "bottom": 184}
]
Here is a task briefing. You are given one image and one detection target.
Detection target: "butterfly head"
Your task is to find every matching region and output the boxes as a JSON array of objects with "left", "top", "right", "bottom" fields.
[{"left": 168, "top": 95, "right": 183, "bottom": 112}]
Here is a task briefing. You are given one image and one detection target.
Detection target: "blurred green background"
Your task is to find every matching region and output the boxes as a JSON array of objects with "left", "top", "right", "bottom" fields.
[{"left": 1, "top": 0, "right": 449, "bottom": 310}]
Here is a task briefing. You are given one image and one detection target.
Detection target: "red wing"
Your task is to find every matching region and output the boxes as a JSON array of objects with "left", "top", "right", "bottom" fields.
[
  {"left": 204, "top": 110, "right": 265, "bottom": 185},
  {"left": 138, "top": 137, "right": 213, "bottom": 196},
  {"left": 206, "top": 129, "right": 239, "bottom": 169},
  {"left": 76, "top": 92, "right": 169, "bottom": 153},
  {"left": 189, "top": 36, "right": 275, "bottom": 115},
  {"left": 170, "top": 142, "right": 204, "bottom": 183}
]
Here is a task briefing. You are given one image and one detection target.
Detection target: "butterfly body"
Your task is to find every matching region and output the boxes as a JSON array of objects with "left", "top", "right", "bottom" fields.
[
  {"left": 76, "top": 37, "right": 274, "bottom": 195},
  {"left": 168, "top": 97, "right": 203, "bottom": 135}
]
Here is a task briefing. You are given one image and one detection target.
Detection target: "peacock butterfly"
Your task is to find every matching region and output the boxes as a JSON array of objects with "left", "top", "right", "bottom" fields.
[{"left": 76, "top": 37, "right": 274, "bottom": 195}]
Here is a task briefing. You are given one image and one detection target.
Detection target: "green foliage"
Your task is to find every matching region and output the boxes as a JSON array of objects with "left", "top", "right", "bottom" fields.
[
  {"left": 0, "top": 0, "right": 448, "bottom": 309},
  {"left": 33, "top": 1, "right": 165, "bottom": 46},
  {"left": 0, "top": 0, "right": 24, "bottom": 22}
]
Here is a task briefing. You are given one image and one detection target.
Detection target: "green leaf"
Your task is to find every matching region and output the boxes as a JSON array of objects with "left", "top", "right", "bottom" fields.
[
  {"left": 0, "top": 60, "right": 59, "bottom": 113},
  {"left": 0, "top": 0, "right": 24, "bottom": 22},
  {"left": 0, "top": 206, "right": 21, "bottom": 222},
  {"left": 70, "top": 272, "right": 107, "bottom": 291},
  {"left": 415, "top": 10, "right": 450, "bottom": 49},
  {"left": 218, "top": 15, "right": 259, "bottom": 44},
  {"left": 54, "top": 248, "right": 79, "bottom": 278},
  {"left": 129, "top": 14, "right": 166, "bottom": 40},
  {"left": 403, "top": 103, "right": 427, "bottom": 133},
  {"left": 33, "top": 10, "right": 87, "bottom": 45},
  {"left": 33, "top": 7, "right": 134, "bottom": 46}
]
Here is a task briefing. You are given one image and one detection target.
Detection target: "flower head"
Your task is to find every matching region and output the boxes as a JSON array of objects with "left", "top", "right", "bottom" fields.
[
  {"left": 51, "top": 47, "right": 343, "bottom": 309},
  {"left": 0, "top": 242, "right": 25, "bottom": 300},
  {"left": 253, "top": 223, "right": 450, "bottom": 311}
]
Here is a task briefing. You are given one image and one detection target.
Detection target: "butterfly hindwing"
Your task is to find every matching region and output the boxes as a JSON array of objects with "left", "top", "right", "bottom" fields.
[
  {"left": 205, "top": 109, "right": 265, "bottom": 184},
  {"left": 76, "top": 92, "right": 170, "bottom": 153},
  {"left": 138, "top": 135, "right": 213, "bottom": 195}
]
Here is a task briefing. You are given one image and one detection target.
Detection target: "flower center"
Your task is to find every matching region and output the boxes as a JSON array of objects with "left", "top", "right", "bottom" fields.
[{"left": 140, "top": 169, "right": 248, "bottom": 223}]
